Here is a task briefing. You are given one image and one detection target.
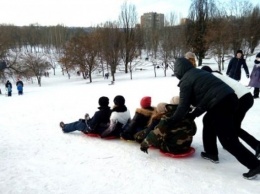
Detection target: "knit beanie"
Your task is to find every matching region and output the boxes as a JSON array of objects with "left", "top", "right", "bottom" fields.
[
  {"left": 140, "top": 96, "right": 151, "bottom": 108},
  {"left": 236, "top": 50, "right": 243, "bottom": 54},
  {"left": 256, "top": 52, "right": 260, "bottom": 58},
  {"left": 170, "top": 96, "right": 180, "bottom": 105},
  {"left": 113, "top": 95, "right": 125, "bottom": 106},
  {"left": 201, "top": 66, "right": 213, "bottom": 73},
  {"left": 98, "top": 96, "right": 109, "bottom": 107},
  {"left": 156, "top": 103, "right": 167, "bottom": 113}
]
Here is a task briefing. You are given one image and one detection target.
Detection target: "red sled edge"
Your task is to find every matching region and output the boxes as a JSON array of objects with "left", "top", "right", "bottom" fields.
[
  {"left": 160, "top": 147, "right": 195, "bottom": 158},
  {"left": 83, "top": 132, "right": 100, "bottom": 137},
  {"left": 83, "top": 132, "right": 118, "bottom": 140}
]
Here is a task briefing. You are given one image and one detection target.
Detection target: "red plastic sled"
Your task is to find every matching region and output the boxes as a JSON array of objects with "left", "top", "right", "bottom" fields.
[
  {"left": 83, "top": 132, "right": 117, "bottom": 140},
  {"left": 160, "top": 147, "right": 195, "bottom": 158},
  {"left": 85, "top": 133, "right": 100, "bottom": 137}
]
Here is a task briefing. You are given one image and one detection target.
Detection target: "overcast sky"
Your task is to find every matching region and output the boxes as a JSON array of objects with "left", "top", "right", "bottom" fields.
[{"left": 1, "top": 0, "right": 259, "bottom": 27}]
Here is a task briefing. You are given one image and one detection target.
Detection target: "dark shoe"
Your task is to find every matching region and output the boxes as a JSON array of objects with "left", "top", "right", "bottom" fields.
[
  {"left": 60, "top": 122, "right": 65, "bottom": 132},
  {"left": 253, "top": 96, "right": 259, "bottom": 99},
  {"left": 120, "top": 132, "right": 135, "bottom": 141},
  {"left": 81, "top": 129, "right": 89, "bottom": 134},
  {"left": 255, "top": 143, "right": 260, "bottom": 158},
  {"left": 201, "top": 152, "right": 219, "bottom": 163},
  {"left": 60, "top": 122, "right": 65, "bottom": 129},
  {"left": 243, "top": 165, "right": 260, "bottom": 180}
]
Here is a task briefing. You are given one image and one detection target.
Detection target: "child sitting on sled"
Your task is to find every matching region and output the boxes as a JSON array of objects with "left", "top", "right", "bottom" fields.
[{"left": 139, "top": 96, "right": 197, "bottom": 154}]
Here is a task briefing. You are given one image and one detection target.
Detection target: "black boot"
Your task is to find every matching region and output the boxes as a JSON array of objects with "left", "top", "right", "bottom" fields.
[
  {"left": 253, "top": 88, "right": 259, "bottom": 99},
  {"left": 59, "top": 122, "right": 65, "bottom": 132},
  {"left": 201, "top": 152, "right": 219, "bottom": 163},
  {"left": 243, "top": 164, "right": 260, "bottom": 180}
]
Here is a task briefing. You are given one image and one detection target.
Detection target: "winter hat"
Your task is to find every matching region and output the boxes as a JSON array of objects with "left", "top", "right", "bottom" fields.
[
  {"left": 156, "top": 102, "right": 167, "bottom": 113},
  {"left": 236, "top": 50, "right": 243, "bottom": 54},
  {"left": 98, "top": 96, "right": 109, "bottom": 107},
  {"left": 140, "top": 96, "right": 151, "bottom": 108},
  {"left": 170, "top": 96, "right": 180, "bottom": 105},
  {"left": 185, "top": 52, "right": 196, "bottom": 59},
  {"left": 256, "top": 52, "right": 260, "bottom": 58},
  {"left": 113, "top": 95, "right": 125, "bottom": 106},
  {"left": 201, "top": 66, "right": 213, "bottom": 73}
]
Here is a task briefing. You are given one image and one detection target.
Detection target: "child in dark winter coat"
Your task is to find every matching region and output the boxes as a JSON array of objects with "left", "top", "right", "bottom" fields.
[
  {"left": 5, "top": 80, "right": 12, "bottom": 97},
  {"left": 134, "top": 102, "right": 167, "bottom": 143},
  {"left": 135, "top": 96, "right": 183, "bottom": 143},
  {"left": 120, "top": 96, "right": 156, "bottom": 141},
  {"left": 248, "top": 52, "right": 260, "bottom": 99},
  {"left": 139, "top": 97, "right": 197, "bottom": 154},
  {"left": 16, "top": 79, "right": 24, "bottom": 95},
  {"left": 100, "top": 95, "right": 131, "bottom": 138},
  {"left": 226, "top": 50, "right": 249, "bottom": 81},
  {"left": 60, "top": 96, "right": 111, "bottom": 134}
]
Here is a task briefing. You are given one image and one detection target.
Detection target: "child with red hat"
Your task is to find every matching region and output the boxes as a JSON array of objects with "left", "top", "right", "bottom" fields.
[{"left": 121, "top": 96, "right": 156, "bottom": 141}]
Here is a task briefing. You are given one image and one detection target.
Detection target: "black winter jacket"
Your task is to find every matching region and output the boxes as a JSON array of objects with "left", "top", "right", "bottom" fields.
[
  {"left": 169, "top": 58, "right": 235, "bottom": 125},
  {"left": 226, "top": 57, "right": 249, "bottom": 81},
  {"left": 87, "top": 106, "right": 111, "bottom": 134},
  {"left": 124, "top": 107, "right": 155, "bottom": 134}
]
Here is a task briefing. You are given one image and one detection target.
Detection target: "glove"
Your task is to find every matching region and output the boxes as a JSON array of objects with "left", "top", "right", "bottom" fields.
[
  {"left": 187, "top": 113, "right": 196, "bottom": 121},
  {"left": 246, "top": 74, "right": 249, "bottom": 78},
  {"left": 140, "top": 140, "right": 149, "bottom": 154}
]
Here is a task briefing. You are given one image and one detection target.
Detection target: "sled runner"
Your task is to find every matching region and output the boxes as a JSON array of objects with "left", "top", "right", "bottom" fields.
[
  {"left": 160, "top": 147, "right": 195, "bottom": 158},
  {"left": 83, "top": 132, "right": 117, "bottom": 140}
]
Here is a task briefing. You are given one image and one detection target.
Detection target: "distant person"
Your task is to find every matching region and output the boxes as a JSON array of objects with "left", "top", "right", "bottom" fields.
[
  {"left": 60, "top": 96, "right": 111, "bottom": 134},
  {"left": 5, "top": 80, "right": 12, "bottom": 97},
  {"left": 201, "top": 65, "right": 260, "bottom": 159},
  {"left": 167, "top": 57, "right": 260, "bottom": 179},
  {"left": 16, "top": 79, "right": 24, "bottom": 95},
  {"left": 105, "top": 73, "right": 109, "bottom": 79},
  {"left": 121, "top": 96, "right": 156, "bottom": 141},
  {"left": 248, "top": 52, "right": 260, "bottom": 99},
  {"left": 226, "top": 50, "right": 249, "bottom": 81}
]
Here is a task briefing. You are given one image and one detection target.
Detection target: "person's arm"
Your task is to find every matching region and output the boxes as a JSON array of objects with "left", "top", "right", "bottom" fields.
[
  {"left": 243, "top": 60, "right": 250, "bottom": 78},
  {"left": 226, "top": 58, "right": 233, "bottom": 75},
  {"left": 166, "top": 83, "right": 192, "bottom": 127}
]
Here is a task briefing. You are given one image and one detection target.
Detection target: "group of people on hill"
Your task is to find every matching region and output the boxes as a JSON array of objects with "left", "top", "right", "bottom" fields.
[
  {"left": 59, "top": 51, "right": 260, "bottom": 180},
  {"left": 3, "top": 79, "right": 24, "bottom": 97}
]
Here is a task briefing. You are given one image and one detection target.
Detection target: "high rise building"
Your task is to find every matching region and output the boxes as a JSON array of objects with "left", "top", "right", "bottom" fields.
[{"left": 140, "top": 12, "right": 164, "bottom": 29}]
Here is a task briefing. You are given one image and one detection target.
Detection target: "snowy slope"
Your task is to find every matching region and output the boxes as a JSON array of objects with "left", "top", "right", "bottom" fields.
[{"left": 0, "top": 59, "right": 259, "bottom": 194}]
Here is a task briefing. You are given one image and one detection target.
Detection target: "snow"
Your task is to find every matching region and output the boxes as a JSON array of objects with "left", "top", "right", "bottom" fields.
[{"left": 0, "top": 58, "right": 260, "bottom": 194}]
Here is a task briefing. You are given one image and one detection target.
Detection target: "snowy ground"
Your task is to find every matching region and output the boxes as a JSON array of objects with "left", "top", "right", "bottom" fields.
[{"left": 0, "top": 58, "right": 260, "bottom": 194}]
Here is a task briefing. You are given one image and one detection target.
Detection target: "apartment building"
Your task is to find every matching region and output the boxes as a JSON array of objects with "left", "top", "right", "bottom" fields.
[{"left": 140, "top": 12, "right": 164, "bottom": 29}]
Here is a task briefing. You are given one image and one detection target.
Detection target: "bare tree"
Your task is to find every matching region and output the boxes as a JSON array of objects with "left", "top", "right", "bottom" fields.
[
  {"left": 247, "top": 5, "right": 260, "bottom": 54},
  {"left": 119, "top": 1, "right": 139, "bottom": 73},
  {"left": 187, "top": 0, "right": 218, "bottom": 66},
  {"left": 98, "top": 22, "right": 122, "bottom": 82},
  {"left": 20, "top": 52, "right": 50, "bottom": 86},
  {"left": 206, "top": 6, "right": 230, "bottom": 71},
  {"left": 226, "top": 0, "right": 253, "bottom": 56}
]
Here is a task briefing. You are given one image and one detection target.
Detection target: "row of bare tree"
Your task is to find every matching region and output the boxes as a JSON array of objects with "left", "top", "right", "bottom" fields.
[{"left": 0, "top": 0, "right": 260, "bottom": 86}]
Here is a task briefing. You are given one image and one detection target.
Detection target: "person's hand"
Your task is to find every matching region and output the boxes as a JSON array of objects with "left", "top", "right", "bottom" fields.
[
  {"left": 140, "top": 141, "right": 149, "bottom": 154},
  {"left": 187, "top": 113, "right": 196, "bottom": 121},
  {"left": 246, "top": 74, "right": 249, "bottom": 78}
]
